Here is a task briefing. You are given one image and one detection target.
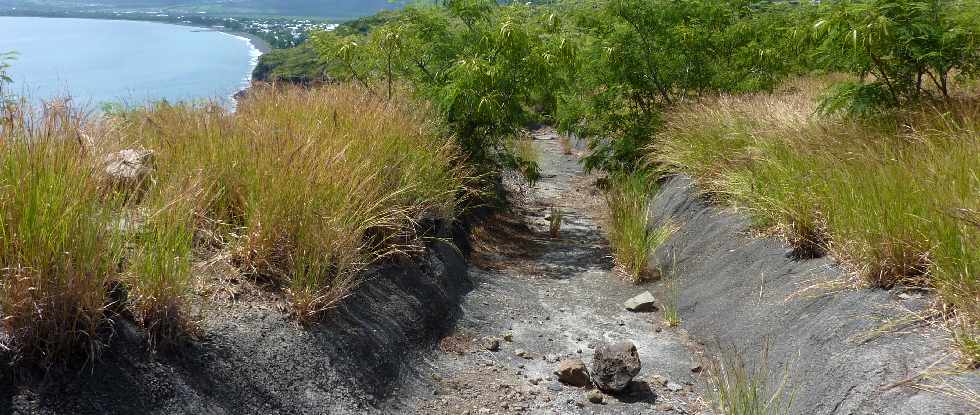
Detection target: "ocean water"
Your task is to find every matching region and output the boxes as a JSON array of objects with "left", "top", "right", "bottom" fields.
[{"left": 0, "top": 17, "right": 260, "bottom": 108}]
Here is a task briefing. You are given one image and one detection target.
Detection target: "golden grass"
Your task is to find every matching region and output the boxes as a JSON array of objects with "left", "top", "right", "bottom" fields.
[
  {"left": 653, "top": 76, "right": 979, "bottom": 365},
  {"left": 0, "top": 85, "right": 466, "bottom": 364}
]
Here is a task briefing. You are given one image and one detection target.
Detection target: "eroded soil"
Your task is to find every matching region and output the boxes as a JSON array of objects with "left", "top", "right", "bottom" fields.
[{"left": 388, "top": 129, "right": 710, "bottom": 414}]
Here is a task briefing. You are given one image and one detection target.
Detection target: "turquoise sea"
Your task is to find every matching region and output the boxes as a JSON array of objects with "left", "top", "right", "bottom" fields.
[{"left": 0, "top": 16, "right": 259, "bottom": 108}]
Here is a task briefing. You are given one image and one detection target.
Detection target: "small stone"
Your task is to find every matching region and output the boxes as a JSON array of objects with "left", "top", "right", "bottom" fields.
[
  {"left": 557, "top": 358, "right": 592, "bottom": 387},
  {"left": 529, "top": 378, "right": 542, "bottom": 385},
  {"left": 547, "top": 382, "right": 563, "bottom": 392},
  {"left": 624, "top": 291, "right": 658, "bottom": 312},
  {"left": 665, "top": 382, "right": 684, "bottom": 392},
  {"left": 651, "top": 374, "right": 668, "bottom": 386},
  {"left": 545, "top": 354, "right": 560, "bottom": 363},
  {"left": 690, "top": 365, "right": 702, "bottom": 373},
  {"left": 483, "top": 337, "right": 501, "bottom": 352},
  {"left": 587, "top": 390, "right": 604, "bottom": 404},
  {"left": 655, "top": 403, "right": 674, "bottom": 411},
  {"left": 591, "top": 341, "right": 642, "bottom": 393},
  {"left": 514, "top": 349, "right": 532, "bottom": 359},
  {"left": 503, "top": 332, "right": 514, "bottom": 342}
]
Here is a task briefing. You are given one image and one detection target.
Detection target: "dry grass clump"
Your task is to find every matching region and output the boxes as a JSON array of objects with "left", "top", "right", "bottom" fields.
[
  {"left": 704, "top": 344, "right": 795, "bottom": 415},
  {"left": 0, "top": 84, "right": 466, "bottom": 365},
  {"left": 605, "top": 172, "right": 676, "bottom": 283},
  {"left": 654, "top": 76, "right": 979, "bottom": 365}
]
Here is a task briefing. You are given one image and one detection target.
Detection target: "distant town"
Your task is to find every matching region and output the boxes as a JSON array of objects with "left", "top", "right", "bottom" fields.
[{"left": 0, "top": 8, "right": 337, "bottom": 48}]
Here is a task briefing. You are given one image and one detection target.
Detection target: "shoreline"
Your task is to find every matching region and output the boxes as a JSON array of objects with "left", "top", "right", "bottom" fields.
[
  {"left": 0, "top": 14, "right": 270, "bottom": 105},
  {"left": 0, "top": 14, "right": 274, "bottom": 55},
  {"left": 199, "top": 28, "right": 273, "bottom": 54}
]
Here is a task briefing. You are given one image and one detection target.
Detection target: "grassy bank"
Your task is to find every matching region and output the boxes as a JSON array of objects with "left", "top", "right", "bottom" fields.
[
  {"left": 653, "top": 77, "right": 979, "bottom": 364},
  {"left": 0, "top": 85, "right": 465, "bottom": 366}
]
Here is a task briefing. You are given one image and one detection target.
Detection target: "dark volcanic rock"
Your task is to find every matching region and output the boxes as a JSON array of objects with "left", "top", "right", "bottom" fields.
[{"left": 591, "top": 341, "right": 641, "bottom": 393}]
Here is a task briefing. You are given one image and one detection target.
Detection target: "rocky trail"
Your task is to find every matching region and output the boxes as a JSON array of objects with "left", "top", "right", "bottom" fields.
[{"left": 388, "top": 129, "right": 710, "bottom": 414}]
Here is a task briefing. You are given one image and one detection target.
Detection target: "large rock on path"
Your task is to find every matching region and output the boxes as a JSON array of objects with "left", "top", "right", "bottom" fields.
[
  {"left": 556, "top": 359, "right": 591, "bottom": 387},
  {"left": 591, "top": 341, "right": 641, "bottom": 393}
]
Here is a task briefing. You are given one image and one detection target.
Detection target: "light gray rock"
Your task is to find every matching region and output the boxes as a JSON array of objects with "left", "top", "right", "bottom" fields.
[
  {"left": 103, "top": 148, "right": 154, "bottom": 202},
  {"left": 623, "top": 291, "right": 657, "bottom": 312},
  {"left": 591, "top": 341, "right": 641, "bottom": 392}
]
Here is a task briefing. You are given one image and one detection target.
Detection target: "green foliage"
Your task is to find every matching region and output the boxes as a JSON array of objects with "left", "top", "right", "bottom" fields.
[
  {"left": 811, "top": 0, "right": 980, "bottom": 113},
  {"left": 310, "top": 1, "right": 572, "bottom": 179},
  {"left": 308, "top": 1, "right": 816, "bottom": 175},
  {"left": 252, "top": 43, "right": 335, "bottom": 84},
  {"left": 560, "top": 0, "right": 808, "bottom": 173}
]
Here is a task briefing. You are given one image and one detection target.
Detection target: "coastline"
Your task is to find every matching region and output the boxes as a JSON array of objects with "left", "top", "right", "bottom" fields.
[
  {"left": 0, "top": 15, "right": 269, "bottom": 110},
  {"left": 203, "top": 28, "right": 273, "bottom": 54}
]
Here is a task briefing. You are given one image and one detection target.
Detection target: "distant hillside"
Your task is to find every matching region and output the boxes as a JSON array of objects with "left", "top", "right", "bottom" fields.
[{"left": 0, "top": 0, "right": 406, "bottom": 18}]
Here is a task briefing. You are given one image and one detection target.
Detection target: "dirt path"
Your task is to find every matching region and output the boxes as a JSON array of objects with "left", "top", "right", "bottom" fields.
[{"left": 388, "top": 129, "right": 709, "bottom": 414}]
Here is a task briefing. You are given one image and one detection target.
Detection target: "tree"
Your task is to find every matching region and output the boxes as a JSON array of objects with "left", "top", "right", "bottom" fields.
[{"left": 812, "top": 0, "right": 980, "bottom": 113}]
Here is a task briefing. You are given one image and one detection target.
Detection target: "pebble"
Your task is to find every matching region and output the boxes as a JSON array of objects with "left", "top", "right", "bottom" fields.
[
  {"left": 665, "top": 382, "right": 684, "bottom": 392},
  {"left": 483, "top": 337, "right": 501, "bottom": 352},
  {"left": 587, "top": 389, "right": 604, "bottom": 404}
]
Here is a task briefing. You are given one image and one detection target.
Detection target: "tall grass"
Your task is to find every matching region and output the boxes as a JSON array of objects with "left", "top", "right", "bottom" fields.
[
  {"left": 605, "top": 173, "right": 676, "bottom": 283},
  {"left": 0, "top": 106, "right": 123, "bottom": 366},
  {"left": 116, "top": 85, "right": 465, "bottom": 320},
  {"left": 0, "top": 85, "right": 466, "bottom": 364},
  {"left": 654, "top": 77, "right": 980, "bottom": 365}
]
